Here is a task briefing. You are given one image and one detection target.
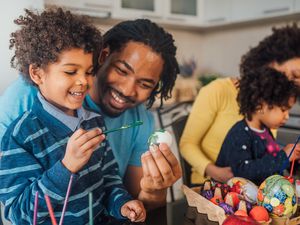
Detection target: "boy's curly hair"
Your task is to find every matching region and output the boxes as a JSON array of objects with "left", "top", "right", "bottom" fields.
[
  {"left": 10, "top": 8, "right": 102, "bottom": 84},
  {"left": 238, "top": 67, "right": 300, "bottom": 120},
  {"left": 240, "top": 24, "right": 300, "bottom": 77}
]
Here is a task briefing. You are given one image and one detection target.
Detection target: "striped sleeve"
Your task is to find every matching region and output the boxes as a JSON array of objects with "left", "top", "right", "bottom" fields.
[
  {"left": 101, "top": 142, "right": 132, "bottom": 219},
  {"left": 0, "top": 120, "right": 76, "bottom": 224}
]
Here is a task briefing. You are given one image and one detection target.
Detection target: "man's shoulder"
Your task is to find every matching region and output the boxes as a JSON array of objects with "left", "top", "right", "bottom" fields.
[
  {"left": 0, "top": 76, "right": 37, "bottom": 124},
  {"left": 114, "top": 104, "right": 153, "bottom": 122},
  {"left": 2, "top": 110, "right": 38, "bottom": 146}
]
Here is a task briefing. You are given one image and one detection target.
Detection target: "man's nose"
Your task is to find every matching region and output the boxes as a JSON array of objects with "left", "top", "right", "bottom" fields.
[{"left": 120, "top": 77, "right": 137, "bottom": 97}]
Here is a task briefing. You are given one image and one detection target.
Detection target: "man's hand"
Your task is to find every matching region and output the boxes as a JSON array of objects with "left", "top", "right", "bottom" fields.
[
  {"left": 137, "top": 143, "right": 182, "bottom": 209},
  {"left": 205, "top": 163, "right": 233, "bottom": 183},
  {"left": 140, "top": 143, "right": 182, "bottom": 193}
]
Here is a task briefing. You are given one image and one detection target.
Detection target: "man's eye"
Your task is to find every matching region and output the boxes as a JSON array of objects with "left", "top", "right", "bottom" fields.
[
  {"left": 139, "top": 82, "right": 153, "bottom": 89},
  {"left": 115, "top": 66, "right": 127, "bottom": 75},
  {"left": 65, "top": 71, "right": 76, "bottom": 75}
]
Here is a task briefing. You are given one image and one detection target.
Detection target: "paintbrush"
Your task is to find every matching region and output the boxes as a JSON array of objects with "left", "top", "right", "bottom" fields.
[
  {"left": 280, "top": 135, "right": 300, "bottom": 175},
  {"left": 103, "top": 120, "right": 143, "bottom": 134}
]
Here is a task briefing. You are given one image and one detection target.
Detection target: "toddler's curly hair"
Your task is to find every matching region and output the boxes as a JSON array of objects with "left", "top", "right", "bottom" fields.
[
  {"left": 10, "top": 8, "right": 102, "bottom": 84},
  {"left": 238, "top": 67, "right": 300, "bottom": 120}
]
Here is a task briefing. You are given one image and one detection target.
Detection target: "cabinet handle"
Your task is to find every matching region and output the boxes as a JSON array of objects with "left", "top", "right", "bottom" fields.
[
  {"left": 263, "top": 7, "right": 290, "bottom": 14},
  {"left": 166, "top": 17, "right": 186, "bottom": 22},
  {"left": 141, "top": 14, "right": 162, "bottom": 19},
  {"left": 84, "top": 2, "right": 111, "bottom": 9},
  {"left": 207, "top": 17, "right": 226, "bottom": 23}
]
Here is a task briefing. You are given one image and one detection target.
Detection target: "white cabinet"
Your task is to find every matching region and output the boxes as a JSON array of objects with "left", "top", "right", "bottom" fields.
[
  {"left": 114, "top": 0, "right": 163, "bottom": 20},
  {"left": 164, "top": 0, "right": 202, "bottom": 26},
  {"left": 45, "top": 0, "right": 113, "bottom": 18},
  {"left": 201, "top": 0, "right": 232, "bottom": 25},
  {"left": 231, "top": 0, "right": 293, "bottom": 22},
  {"left": 294, "top": 0, "right": 300, "bottom": 12}
]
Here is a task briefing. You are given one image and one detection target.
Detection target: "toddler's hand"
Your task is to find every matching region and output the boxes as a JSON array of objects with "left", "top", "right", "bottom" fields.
[
  {"left": 283, "top": 144, "right": 300, "bottom": 161},
  {"left": 62, "top": 128, "right": 105, "bottom": 173},
  {"left": 121, "top": 200, "right": 146, "bottom": 222}
]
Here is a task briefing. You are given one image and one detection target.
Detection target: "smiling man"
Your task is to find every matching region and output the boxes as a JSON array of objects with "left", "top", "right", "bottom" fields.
[{"left": 0, "top": 18, "right": 181, "bottom": 210}]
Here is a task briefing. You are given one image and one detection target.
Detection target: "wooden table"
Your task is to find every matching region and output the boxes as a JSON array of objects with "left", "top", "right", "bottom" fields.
[{"left": 95, "top": 206, "right": 167, "bottom": 225}]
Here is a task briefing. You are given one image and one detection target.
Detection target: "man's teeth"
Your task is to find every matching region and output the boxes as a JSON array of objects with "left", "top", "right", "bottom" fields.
[
  {"left": 111, "top": 90, "right": 126, "bottom": 104},
  {"left": 70, "top": 92, "right": 83, "bottom": 96}
]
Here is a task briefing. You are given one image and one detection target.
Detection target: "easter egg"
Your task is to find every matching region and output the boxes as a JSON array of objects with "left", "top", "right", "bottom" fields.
[
  {"left": 148, "top": 129, "right": 173, "bottom": 147},
  {"left": 249, "top": 206, "right": 269, "bottom": 222},
  {"left": 223, "top": 215, "right": 259, "bottom": 225},
  {"left": 227, "top": 177, "right": 258, "bottom": 204},
  {"left": 257, "top": 175, "right": 297, "bottom": 218}
]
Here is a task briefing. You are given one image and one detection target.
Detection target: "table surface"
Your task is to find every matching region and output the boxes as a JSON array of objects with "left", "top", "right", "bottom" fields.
[{"left": 96, "top": 206, "right": 167, "bottom": 225}]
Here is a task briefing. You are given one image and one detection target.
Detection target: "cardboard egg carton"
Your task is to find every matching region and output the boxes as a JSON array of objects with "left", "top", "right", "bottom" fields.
[{"left": 182, "top": 185, "right": 300, "bottom": 225}]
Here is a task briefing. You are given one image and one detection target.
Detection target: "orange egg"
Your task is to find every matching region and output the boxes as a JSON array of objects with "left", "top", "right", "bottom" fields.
[{"left": 249, "top": 206, "right": 269, "bottom": 222}]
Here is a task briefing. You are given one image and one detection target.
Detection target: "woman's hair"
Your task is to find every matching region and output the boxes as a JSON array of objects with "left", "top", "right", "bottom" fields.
[
  {"left": 238, "top": 67, "right": 299, "bottom": 120},
  {"left": 10, "top": 8, "right": 102, "bottom": 84},
  {"left": 102, "top": 18, "right": 179, "bottom": 108},
  {"left": 240, "top": 24, "right": 300, "bottom": 77}
]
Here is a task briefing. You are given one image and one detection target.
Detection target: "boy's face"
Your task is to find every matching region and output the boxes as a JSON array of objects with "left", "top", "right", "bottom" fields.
[
  {"left": 33, "top": 49, "right": 94, "bottom": 116},
  {"left": 259, "top": 96, "right": 296, "bottom": 129},
  {"left": 94, "top": 41, "right": 163, "bottom": 117}
]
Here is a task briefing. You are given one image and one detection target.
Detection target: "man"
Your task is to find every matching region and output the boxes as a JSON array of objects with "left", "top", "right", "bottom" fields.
[{"left": 0, "top": 19, "right": 181, "bottom": 210}]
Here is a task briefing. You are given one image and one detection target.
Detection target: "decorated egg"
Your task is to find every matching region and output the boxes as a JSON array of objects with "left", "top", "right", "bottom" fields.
[
  {"left": 227, "top": 177, "right": 258, "bottom": 204},
  {"left": 148, "top": 129, "right": 173, "bottom": 147},
  {"left": 257, "top": 175, "right": 297, "bottom": 218}
]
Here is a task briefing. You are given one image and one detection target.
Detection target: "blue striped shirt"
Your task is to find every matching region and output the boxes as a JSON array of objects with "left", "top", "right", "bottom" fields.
[{"left": 0, "top": 97, "right": 132, "bottom": 224}]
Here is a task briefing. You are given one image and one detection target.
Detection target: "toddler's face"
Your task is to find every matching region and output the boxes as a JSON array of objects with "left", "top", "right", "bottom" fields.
[
  {"left": 260, "top": 96, "right": 296, "bottom": 129},
  {"left": 34, "top": 48, "right": 94, "bottom": 116}
]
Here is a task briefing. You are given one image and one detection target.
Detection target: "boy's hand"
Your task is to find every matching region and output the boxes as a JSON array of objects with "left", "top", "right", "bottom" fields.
[
  {"left": 62, "top": 128, "right": 105, "bottom": 173},
  {"left": 121, "top": 200, "right": 146, "bottom": 222}
]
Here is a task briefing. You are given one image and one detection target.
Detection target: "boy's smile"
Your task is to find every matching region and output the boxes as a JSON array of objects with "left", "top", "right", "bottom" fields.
[{"left": 30, "top": 48, "right": 94, "bottom": 116}]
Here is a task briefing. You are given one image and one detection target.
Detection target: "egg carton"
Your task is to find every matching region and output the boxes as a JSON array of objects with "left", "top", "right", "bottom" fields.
[{"left": 182, "top": 185, "right": 300, "bottom": 225}]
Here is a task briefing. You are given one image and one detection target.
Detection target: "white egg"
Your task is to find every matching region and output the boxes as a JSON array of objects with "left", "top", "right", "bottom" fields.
[{"left": 148, "top": 130, "right": 173, "bottom": 147}]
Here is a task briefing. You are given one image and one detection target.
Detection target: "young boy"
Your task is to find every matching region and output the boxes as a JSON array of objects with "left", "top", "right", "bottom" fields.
[{"left": 0, "top": 8, "right": 145, "bottom": 224}]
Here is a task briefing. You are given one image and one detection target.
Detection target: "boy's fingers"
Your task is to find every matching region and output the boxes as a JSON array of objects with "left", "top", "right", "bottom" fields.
[
  {"left": 80, "top": 134, "right": 105, "bottom": 153},
  {"left": 76, "top": 128, "right": 103, "bottom": 147}
]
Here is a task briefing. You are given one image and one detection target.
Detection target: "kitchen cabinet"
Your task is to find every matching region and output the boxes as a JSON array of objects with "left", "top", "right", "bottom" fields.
[
  {"left": 294, "top": 0, "right": 300, "bottom": 12},
  {"left": 201, "top": 0, "right": 232, "bottom": 25},
  {"left": 231, "top": 0, "right": 293, "bottom": 23},
  {"left": 114, "top": 0, "right": 163, "bottom": 20},
  {"left": 45, "top": 0, "right": 113, "bottom": 18},
  {"left": 164, "top": 0, "right": 201, "bottom": 26}
]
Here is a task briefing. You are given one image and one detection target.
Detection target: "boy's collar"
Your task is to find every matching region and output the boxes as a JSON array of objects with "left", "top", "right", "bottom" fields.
[{"left": 37, "top": 92, "right": 86, "bottom": 132}]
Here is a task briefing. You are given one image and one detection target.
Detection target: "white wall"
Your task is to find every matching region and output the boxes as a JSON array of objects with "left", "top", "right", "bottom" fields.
[
  {"left": 0, "top": 0, "right": 43, "bottom": 95},
  {"left": 168, "top": 19, "right": 300, "bottom": 78}
]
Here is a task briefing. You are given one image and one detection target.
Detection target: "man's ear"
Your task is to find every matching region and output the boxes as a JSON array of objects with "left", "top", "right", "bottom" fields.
[
  {"left": 29, "top": 64, "right": 43, "bottom": 86},
  {"left": 98, "top": 47, "right": 110, "bottom": 65}
]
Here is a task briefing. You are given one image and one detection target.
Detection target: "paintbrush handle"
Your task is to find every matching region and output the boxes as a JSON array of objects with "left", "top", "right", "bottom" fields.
[{"left": 102, "top": 121, "right": 143, "bottom": 134}]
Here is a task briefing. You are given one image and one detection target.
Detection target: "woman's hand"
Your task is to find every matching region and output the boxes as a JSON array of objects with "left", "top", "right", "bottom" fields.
[{"left": 205, "top": 163, "right": 234, "bottom": 183}]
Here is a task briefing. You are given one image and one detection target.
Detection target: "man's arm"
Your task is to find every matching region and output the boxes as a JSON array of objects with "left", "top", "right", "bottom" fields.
[{"left": 124, "top": 143, "right": 182, "bottom": 210}]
